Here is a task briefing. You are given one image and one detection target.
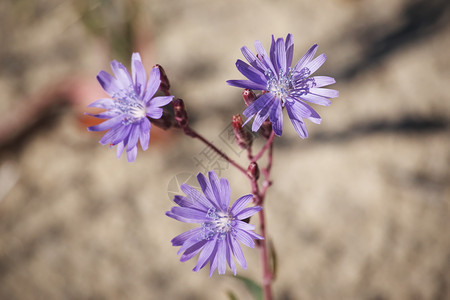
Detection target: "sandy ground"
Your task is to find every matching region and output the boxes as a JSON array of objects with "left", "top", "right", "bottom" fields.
[{"left": 0, "top": 0, "right": 449, "bottom": 299}]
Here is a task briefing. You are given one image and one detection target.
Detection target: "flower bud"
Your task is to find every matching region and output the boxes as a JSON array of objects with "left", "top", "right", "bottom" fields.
[
  {"left": 260, "top": 119, "right": 272, "bottom": 139},
  {"left": 247, "top": 162, "right": 260, "bottom": 180},
  {"left": 155, "top": 64, "right": 170, "bottom": 94},
  {"left": 232, "top": 114, "right": 253, "bottom": 150},
  {"left": 173, "top": 98, "right": 188, "bottom": 128},
  {"left": 242, "top": 89, "right": 257, "bottom": 106},
  {"left": 149, "top": 110, "right": 174, "bottom": 130}
]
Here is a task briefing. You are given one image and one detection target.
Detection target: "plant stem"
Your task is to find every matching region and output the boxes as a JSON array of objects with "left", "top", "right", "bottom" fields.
[
  {"left": 251, "top": 131, "right": 275, "bottom": 162},
  {"left": 182, "top": 125, "right": 250, "bottom": 178},
  {"left": 250, "top": 131, "right": 275, "bottom": 300},
  {"left": 258, "top": 208, "right": 272, "bottom": 300}
]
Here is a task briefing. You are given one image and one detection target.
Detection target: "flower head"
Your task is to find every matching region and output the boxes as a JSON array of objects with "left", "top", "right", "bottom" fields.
[
  {"left": 166, "top": 171, "right": 263, "bottom": 276},
  {"left": 87, "top": 53, "right": 173, "bottom": 162},
  {"left": 227, "top": 34, "right": 338, "bottom": 138}
]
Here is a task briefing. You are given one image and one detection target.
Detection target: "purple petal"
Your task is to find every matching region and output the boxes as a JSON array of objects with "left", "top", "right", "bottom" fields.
[
  {"left": 269, "top": 35, "right": 276, "bottom": 73},
  {"left": 235, "top": 222, "right": 263, "bottom": 240},
  {"left": 294, "top": 44, "right": 318, "bottom": 72},
  {"left": 220, "top": 178, "right": 230, "bottom": 210},
  {"left": 127, "top": 124, "right": 140, "bottom": 150},
  {"left": 88, "top": 115, "right": 123, "bottom": 132},
  {"left": 243, "top": 93, "right": 274, "bottom": 118},
  {"left": 310, "top": 88, "right": 339, "bottom": 98},
  {"left": 126, "top": 145, "right": 137, "bottom": 162},
  {"left": 148, "top": 96, "right": 173, "bottom": 110},
  {"left": 269, "top": 100, "right": 283, "bottom": 136},
  {"left": 229, "top": 236, "right": 247, "bottom": 269},
  {"left": 305, "top": 53, "right": 327, "bottom": 75},
  {"left": 208, "top": 171, "right": 224, "bottom": 211},
  {"left": 286, "top": 106, "right": 308, "bottom": 138},
  {"left": 139, "top": 118, "right": 151, "bottom": 150},
  {"left": 85, "top": 110, "right": 118, "bottom": 119},
  {"left": 111, "top": 124, "right": 131, "bottom": 145},
  {"left": 254, "top": 40, "right": 276, "bottom": 75},
  {"left": 166, "top": 207, "right": 207, "bottom": 223},
  {"left": 143, "top": 67, "right": 161, "bottom": 103},
  {"left": 300, "top": 93, "right": 331, "bottom": 106},
  {"left": 116, "top": 141, "right": 125, "bottom": 158},
  {"left": 131, "top": 53, "right": 147, "bottom": 97},
  {"left": 230, "top": 194, "right": 253, "bottom": 216},
  {"left": 146, "top": 107, "right": 163, "bottom": 119},
  {"left": 171, "top": 227, "right": 203, "bottom": 246},
  {"left": 226, "top": 79, "right": 267, "bottom": 91},
  {"left": 193, "top": 240, "right": 216, "bottom": 272},
  {"left": 235, "top": 60, "right": 266, "bottom": 86},
  {"left": 215, "top": 239, "right": 227, "bottom": 275},
  {"left": 285, "top": 33, "right": 294, "bottom": 68},
  {"left": 110, "top": 60, "right": 133, "bottom": 89},
  {"left": 173, "top": 195, "right": 193, "bottom": 207},
  {"left": 312, "top": 76, "right": 336, "bottom": 88},
  {"left": 209, "top": 243, "right": 221, "bottom": 277},
  {"left": 286, "top": 99, "right": 316, "bottom": 119},
  {"left": 197, "top": 173, "right": 218, "bottom": 208},
  {"left": 225, "top": 236, "right": 236, "bottom": 275},
  {"left": 252, "top": 100, "right": 272, "bottom": 132},
  {"left": 275, "top": 37, "right": 287, "bottom": 73},
  {"left": 241, "top": 46, "right": 266, "bottom": 72},
  {"left": 235, "top": 206, "right": 262, "bottom": 220},
  {"left": 235, "top": 220, "right": 256, "bottom": 231},
  {"left": 88, "top": 98, "right": 115, "bottom": 109},
  {"left": 286, "top": 100, "right": 322, "bottom": 124},
  {"left": 234, "top": 229, "right": 255, "bottom": 248},
  {"left": 180, "top": 183, "right": 211, "bottom": 210},
  {"left": 98, "top": 124, "right": 125, "bottom": 145},
  {"left": 97, "top": 71, "right": 121, "bottom": 96},
  {"left": 180, "top": 239, "right": 207, "bottom": 261},
  {"left": 177, "top": 234, "right": 205, "bottom": 255}
]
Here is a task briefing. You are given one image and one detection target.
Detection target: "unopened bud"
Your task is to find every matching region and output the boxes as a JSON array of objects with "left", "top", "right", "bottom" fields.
[
  {"left": 149, "top": 110, "right": 174, "bottom": 130},
  {"left": 173, "top": 98, "right": 188, "bottom": 128},
  {"left": 156, "top": 64, "right": 170, "bottom": 94},
  {"left": 242, "top": 89, "right": 257, "bottom": 106},
  {"left": 260, "top": 119, "right": 272, "bottom": 139},
  {"left": 247, "top": 162, "right": 260, "bottom": 180},
  {"left": 232, "top": 114, "right": 253, "bottom": 150}
]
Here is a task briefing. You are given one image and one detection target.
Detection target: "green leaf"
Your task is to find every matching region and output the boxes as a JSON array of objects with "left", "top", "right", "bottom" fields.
[
  {"left": 268, "top": 238, "right": 278, "bottom": 280},
  {"left": 226, "top": 290, "right": 240, "bottom": 300},
  {"left": 232, "top": 275, "right": 263, "bottom": 300}
]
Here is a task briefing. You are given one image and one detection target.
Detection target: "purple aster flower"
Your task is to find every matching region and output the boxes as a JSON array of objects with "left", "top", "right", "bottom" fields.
[
  {"left": 227, "top": 34, "right": 338, "bottom": 138},
  {"left": 166, "top": 171, "right": 263, "bottom": 276},
  {"left": 87, "top": 53, "right": 173, "bottom": 162}
]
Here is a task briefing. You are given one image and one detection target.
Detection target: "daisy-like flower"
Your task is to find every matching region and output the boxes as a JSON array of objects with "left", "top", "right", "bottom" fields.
[
  {"left": 87, "top": 53, "right": 173, "bottom": 162},
  {"left": 227, "top": 34, "right": 338, "bottom": 138},
  {"left": 166, "top": 171, "right": 263, "bottom": 276}
]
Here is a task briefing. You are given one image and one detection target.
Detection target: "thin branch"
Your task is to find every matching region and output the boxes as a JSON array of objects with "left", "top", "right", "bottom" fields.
[
  {"left": 183, "top": 125, "right": 250, "bottom": 178},
  {"left": 251, "top": 130, "right": 275, "bottom": 162}
]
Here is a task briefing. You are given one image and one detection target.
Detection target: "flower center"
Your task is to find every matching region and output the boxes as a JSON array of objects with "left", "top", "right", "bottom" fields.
[
  {"left": 266, "top": 68, "right": 294, "bottom": 105},
  {"left": 265, "top": 67, "right": 318, "bottom": 106},
  {"left": 201, "top": 208, "right": 234, "bottom": 240},
  {"left": 289, "top": 68, "right": 316, "bottom": 99},
  {"left": 113, "top": 88, "right": 147, "bottom": 125}
]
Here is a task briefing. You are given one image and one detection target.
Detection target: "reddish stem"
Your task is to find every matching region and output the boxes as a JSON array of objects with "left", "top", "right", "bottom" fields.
[
  {"left": 182, "top": 125, "right": 250, "bottom": 178},
  {"left": 249, "top": 130, "right": 275, "bottom": 300},
  {"left": 258, "top": 208, "right": 272, "bottom": 300},
  {"left": 251, "top": 131, "right": 275, "bottom": 162}
]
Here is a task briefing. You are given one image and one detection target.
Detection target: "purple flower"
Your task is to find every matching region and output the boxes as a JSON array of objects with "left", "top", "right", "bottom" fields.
[
  {"left": 227, "top": 34, "right": 338, "bottom": 138},
  {"left": 166, "top": 171, "right": 263, "bottom": 276},
  {"left": 87, "top": 53, "right": 173, "bottom": 162}
]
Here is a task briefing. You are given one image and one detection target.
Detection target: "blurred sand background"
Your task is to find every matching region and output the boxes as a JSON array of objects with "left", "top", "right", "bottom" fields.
[{"left": 0, "top": 0, "right": 449, "bottom": 299}]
